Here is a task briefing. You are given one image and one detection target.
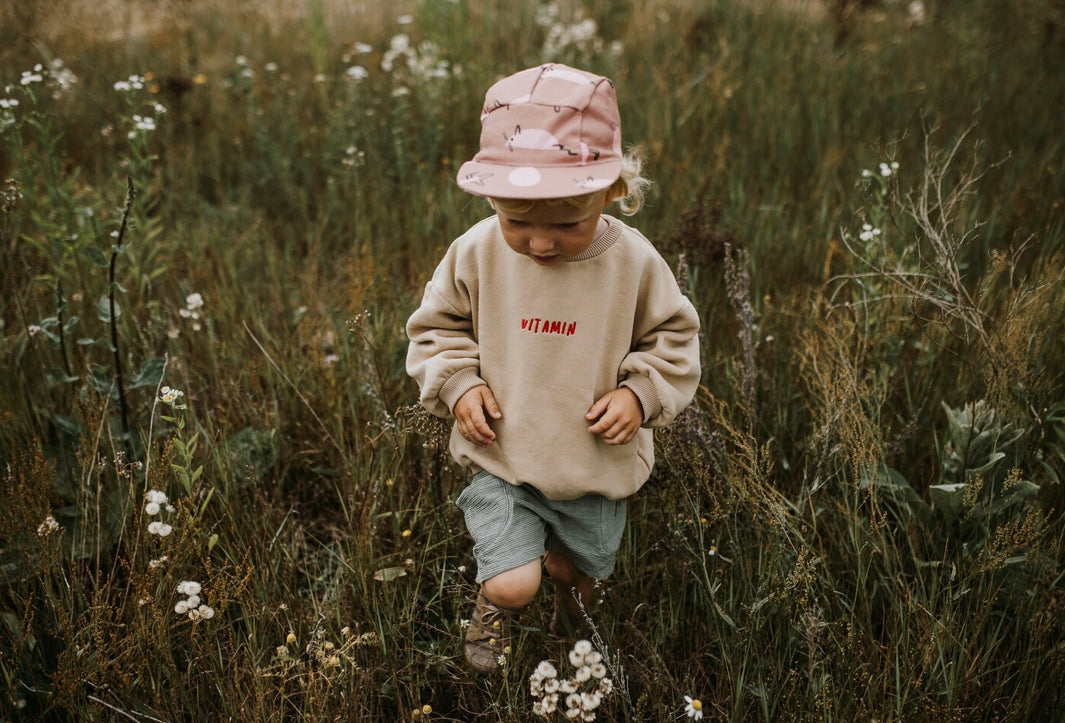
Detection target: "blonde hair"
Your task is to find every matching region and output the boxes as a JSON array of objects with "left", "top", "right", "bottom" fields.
[{"left": 490, "top": 148, "right": 651, "bottom": 216}]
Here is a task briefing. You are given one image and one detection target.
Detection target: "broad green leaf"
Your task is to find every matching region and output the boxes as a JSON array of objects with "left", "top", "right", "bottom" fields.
[
  {"left": 87, "top": 246, "right": 110, "bottom": 267},
  {"left": 128, "top": 357, "right": 165, "bottom": 389},
  {"left": 96, "top": 294, "right": 120, "bottom": 323}
]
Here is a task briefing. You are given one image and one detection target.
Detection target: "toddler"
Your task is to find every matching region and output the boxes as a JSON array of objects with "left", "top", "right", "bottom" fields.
[{"left": 406, "top": 63, "right": 701, "bottom": 673}]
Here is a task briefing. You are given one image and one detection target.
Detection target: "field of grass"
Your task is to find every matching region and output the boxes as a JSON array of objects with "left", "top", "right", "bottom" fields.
[{"left": 2, "top": 0, "right": 1065, "bottom": 719}]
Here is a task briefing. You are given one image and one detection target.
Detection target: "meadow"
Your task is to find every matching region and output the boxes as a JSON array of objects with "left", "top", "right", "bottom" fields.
[{"left": 2, "top": 0, "right": 1065, "bottom": 719}]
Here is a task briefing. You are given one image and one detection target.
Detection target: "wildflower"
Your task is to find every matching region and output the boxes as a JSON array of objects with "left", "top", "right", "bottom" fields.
[
  {"left": 147, "top": 490, "right": 168, "bottom": 505},
  {"left": 859, "top": 223, "right": 882, "bottom": 242},
  {"left": 908, "top": 0, "right": 927, "bottom": 24},
  {"left": 402, "top": 529, "right": 412, "bottom": 538},
  {"left": 133, "top": 114, "right": 156, "bottom": 131},
  {"left": 536, "top": 660, "right": 558, "bottom": 678},
  {"left": 159, "top": 386, "right": 184, "bottom": 404},
  {"left": 575, "top": 665, "right": 592, "bottom": 683},
  {"left": 186, "top": 292, "right": 204, "bottom": 310},
  {"left": 496, "top": 653, "right": 507, "bottom": 666},
  {"left": 265, "top": 62, "right": 279, "bottom": 72},
  {"left": 236, "top": 55, "right": 248, "bottom": 66},
  {"left": 175, "top": 600, "right": 190, "bottom": 614},
  {"left": 314, "top": 73, "right": 327, "bottom": 84},
  {"left": 148, "top": 521, "right": 173, "bottom": 536},
  {"left": 193, "top": 73, "right": 207, "bottom": 85},
  {"left": 353, "top": 42, "right": 374, "bottom": 54},
  {"left": 149, "top": 555, "right": 168, "bottom": 568},
  {"left": 20, "top": 69, "right": 44, "bottom": 85},
  {"left": 861, "top": 168, "right": 872, "bottom": 178},
  {"left": 684, "top": 695, "right": 704, "bottom": 720},
  {"left": 346, "top": 65, "right": 369, "bottom": 80},
  {"left": 596, "top": 678, "right": 613, "bottom": 695},
  {"left": 145, "top": 501, "right": 161, "bottom": 515},
  {"left": 27, "top": 324, "right": 42, "bottom": 337},
  {"left": 37, "top": 515, "right": 60, "bottom": 536},
  {"left": 708, "top": 545, "right": 718, "bottom": 556},
  {"left": 153, "top": 102, "right": 167, "bottom": 115},
  {"left": 589, "top": 662, "right": 607, "bottom": 679},
  {"left": 421, "top": 704, "right": 432, "bottom": 714},
  {"left": 566, "top": 693, "right": 582, "bottom": 711},
  {"left": 459, "top": 618, "right": 470, "bottom": 628},
  {"left": 0, "top": 98, "right": 19, "bottom": 109},
  {"left": 397, "top": 14, "right": 414, "bottom": 24},
  {"left": 177, "top": 580, "right": 202, "bottom": 596},
  {"left": 581, "top": 691, "right": 602, "bottom": 710},
  {"left": 286, "top": 632, "right": 297, "bottom": 644},
  {"left": 878, "top": 160, "right": 899, "bottom": 177}
]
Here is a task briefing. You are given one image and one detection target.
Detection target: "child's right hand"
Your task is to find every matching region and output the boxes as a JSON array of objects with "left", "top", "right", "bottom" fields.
[{"left": 454, "top": 385, "right": 502, "bottom": 446}]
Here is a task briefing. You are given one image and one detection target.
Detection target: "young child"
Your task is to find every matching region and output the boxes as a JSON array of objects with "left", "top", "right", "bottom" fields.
[{"left": 406, "top": 63, "right": 701, "bottom": 673}]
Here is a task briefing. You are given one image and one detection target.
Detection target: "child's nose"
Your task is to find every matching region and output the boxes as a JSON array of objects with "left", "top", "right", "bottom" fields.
[{"left": 528, "top": 229, "right": 554, "bottom": 252}]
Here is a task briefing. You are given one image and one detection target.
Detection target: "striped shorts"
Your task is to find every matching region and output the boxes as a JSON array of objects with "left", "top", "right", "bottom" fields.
[{"left": 455, "top": 470, "right": 628, "bottom": 583}]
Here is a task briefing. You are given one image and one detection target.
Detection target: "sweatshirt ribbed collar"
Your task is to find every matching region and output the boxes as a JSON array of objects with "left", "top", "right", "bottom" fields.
[{"left": 564, "top": 215, "right": 622, "bottom": 262}]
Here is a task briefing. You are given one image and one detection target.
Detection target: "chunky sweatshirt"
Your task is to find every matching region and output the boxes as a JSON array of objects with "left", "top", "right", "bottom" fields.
[{"left": 406, "top": 214, "right": 701, "bottom": 501}]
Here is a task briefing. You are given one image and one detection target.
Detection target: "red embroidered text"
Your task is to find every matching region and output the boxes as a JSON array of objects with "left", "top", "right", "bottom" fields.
[{"left": 520, "top": 318, "right": 577, "bottom": 336}]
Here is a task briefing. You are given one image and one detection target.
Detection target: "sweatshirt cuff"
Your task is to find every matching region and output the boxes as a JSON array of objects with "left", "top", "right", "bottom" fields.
[
  {"left": 439, "top": 367, "right": 488, "bottom": 413},
  {"left": 620, "top": 375, "right": 661, "bottom": 425}
]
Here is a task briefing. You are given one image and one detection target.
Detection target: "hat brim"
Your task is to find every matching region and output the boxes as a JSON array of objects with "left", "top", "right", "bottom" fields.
[{"left": 456, "top": 159, "right": 622, "bottom": 200}]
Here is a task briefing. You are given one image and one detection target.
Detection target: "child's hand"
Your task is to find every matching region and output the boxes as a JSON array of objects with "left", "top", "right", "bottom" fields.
[
  {"left": 586, "top": 388, "right": 643, "bottom": 445},
  {"left": 454, "top": 385, "right": 502, "bottom": 446}
]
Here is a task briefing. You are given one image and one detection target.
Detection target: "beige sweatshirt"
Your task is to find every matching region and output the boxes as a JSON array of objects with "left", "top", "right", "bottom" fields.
[{"left": 406, "top": 214, "right": 701, "bottom": 500}]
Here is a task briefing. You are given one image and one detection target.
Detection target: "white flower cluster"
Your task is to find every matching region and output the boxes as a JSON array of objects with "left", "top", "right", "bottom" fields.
[
  {"left": 862, "top": 160, "right": 899, "bottom": 179},
  {"left": 49, "top": 59, "right": 78, "bottom": 93},
  {"left": 159, "top": 386, "right": 184, "bottom": 405},
  {"left": 542, "top": 16, "right": 605, "bottom": 62},
  {"left": 145, "top": 489, "right": 174, "bottom": 537},
  {"left": 20, "top": 65, "right": 44, "bottom": 86},
  {"left": 859, "top": 223, "right": 882, "bottom": 242},
  {"left": 530, "top": 640, "right": 612, "bottom": 720},
  {"left": 381, "top": 34, "right": 457, "bottom": 86},
  {"left": 114, "top": 74, "right": 146, "bottom": 92},
  {"left": 37, "top": 514, "right": 60, "bottom": 537},
  {"left": 178, "top": 292, "right": 204, "bottom": 331},
  {"left": 175, "top": 580, "right": 215, "bottom": 620}
]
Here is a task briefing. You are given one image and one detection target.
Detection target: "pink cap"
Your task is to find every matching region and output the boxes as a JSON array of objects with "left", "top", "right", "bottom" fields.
[{"left": 456, "top": 63, "right": 624, "bottom": 200}]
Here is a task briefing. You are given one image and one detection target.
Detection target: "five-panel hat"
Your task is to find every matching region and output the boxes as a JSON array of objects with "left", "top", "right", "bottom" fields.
[{"left": 456, "top": 63, "right": 623, "bottom": 200}]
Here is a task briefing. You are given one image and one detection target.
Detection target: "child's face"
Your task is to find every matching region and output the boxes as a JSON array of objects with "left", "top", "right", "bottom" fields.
[{"left": 496, "top": 192, "right": 607, "bottom": 267}]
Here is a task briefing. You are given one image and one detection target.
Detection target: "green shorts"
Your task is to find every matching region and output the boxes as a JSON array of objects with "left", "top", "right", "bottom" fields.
[{"left": 455, "top": 471, "right": 628, "bottom": 583}]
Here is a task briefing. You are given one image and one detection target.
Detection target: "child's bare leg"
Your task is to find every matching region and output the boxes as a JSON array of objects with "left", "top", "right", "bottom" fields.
[
  {"left": 543, "top": 550, "right": 595, "bottom": 617},
  {"left": 481, "top": 557, "right": 542, "bottom": 610}
]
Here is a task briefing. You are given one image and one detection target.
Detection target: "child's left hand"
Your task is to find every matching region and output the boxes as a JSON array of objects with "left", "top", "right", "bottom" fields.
[{"left": 586, "top": 388, "right": 644, "bottom": 445}]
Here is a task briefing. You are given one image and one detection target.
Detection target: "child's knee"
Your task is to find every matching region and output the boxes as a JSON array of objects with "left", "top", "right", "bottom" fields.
[
  {"left": 543, "top": 550, "right": 581, "bottom": 585},
  {"left": 482, "top": 559, "right": 541, "bottom": 609}
]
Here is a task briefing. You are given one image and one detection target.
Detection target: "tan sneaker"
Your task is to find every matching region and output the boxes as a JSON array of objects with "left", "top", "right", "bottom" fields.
[{"left": 464, "top": 592, "right": 517, "bottom": 673}]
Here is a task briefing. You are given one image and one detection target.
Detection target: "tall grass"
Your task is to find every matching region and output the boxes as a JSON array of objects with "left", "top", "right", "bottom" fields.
[{"left": 2, "top": 0, "right": 1064, "bottom": 719}]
